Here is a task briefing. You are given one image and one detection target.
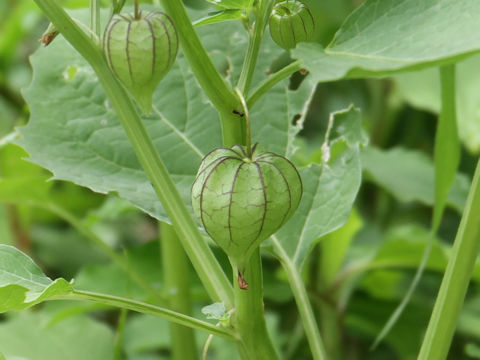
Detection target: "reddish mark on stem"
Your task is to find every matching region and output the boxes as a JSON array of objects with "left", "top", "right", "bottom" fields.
[
  {"left": 238, "top": 270, "right": 248, "bottom": 290},
  {"left": 40, "top": 32, "right": 59, "bottom": 46}
]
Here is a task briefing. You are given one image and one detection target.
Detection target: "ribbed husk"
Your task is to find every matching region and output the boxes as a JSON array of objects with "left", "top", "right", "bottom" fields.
[
  {"left": 104, "top": 11, "right": 178, "bottom": 113},
  {"left": 269, "top": 1, "right": 315, "bottom": 50},
  {"left": 191, "top": 145, "right": 302, "bottom": 262}
]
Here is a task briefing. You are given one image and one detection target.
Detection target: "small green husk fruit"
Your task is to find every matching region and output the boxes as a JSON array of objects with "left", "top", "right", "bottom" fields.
[
  {"left": 191, "top": 144, "right": 302, "bottom": 265},
  {"left": 104, "top": 11, "right": 178, "bottom": 114},
  {"left": 269, "top": 0, "right": 315, "bottom": 50}
]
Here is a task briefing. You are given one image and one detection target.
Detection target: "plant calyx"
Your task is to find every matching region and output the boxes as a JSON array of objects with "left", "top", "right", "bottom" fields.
[
  {"left": 103, "top": 11, "right": 178, "bottom": 114},
  {"left": 269, "top": 0, "right": 315, "bottom": 50},
  {"left": 191, "top": 144, "right": 302, "bottom": 264}
]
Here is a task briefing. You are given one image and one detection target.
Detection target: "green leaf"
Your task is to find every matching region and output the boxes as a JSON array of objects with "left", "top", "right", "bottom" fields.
[
  {"left": 18, "top": 11, "right": 306, "bottom": 223},
  {"left": 362, "top": 146, "right": 469, "bottom": 213},
  {"left": 294, "top": 0, "right": 480, "bottom": 82},
  {"left": 394, "top": 54, "right": 480, "bottom": 153},
  {"left": 0, "top": 245, "right": 73, "bottom": 312},
  {"left": 0, "top": 144, "right": 52, "bottom": 205},
  {"left": 271, "top": 106, "right": 366, "bottom": 269},
  {"left": 0, "top": 312, "right": 114, "bottom": 360},
  {"left": 202, "top": 0, "right": 250, "bottom": 10},
  {"left": 193, "top": 9, "right": 243, "bottom": 27},
  {"left": 202, "top": 302, "right": 228, "bottom": 320}
]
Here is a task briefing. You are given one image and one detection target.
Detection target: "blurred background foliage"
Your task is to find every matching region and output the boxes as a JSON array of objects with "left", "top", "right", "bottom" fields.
[{"left": 1, "top": 0, "right": 480, "bottom": 359}]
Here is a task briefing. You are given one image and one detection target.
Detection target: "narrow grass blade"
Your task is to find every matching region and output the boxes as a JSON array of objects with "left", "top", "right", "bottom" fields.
[{"left": 372, "top": 65, "right": 460, "bottom": 349}]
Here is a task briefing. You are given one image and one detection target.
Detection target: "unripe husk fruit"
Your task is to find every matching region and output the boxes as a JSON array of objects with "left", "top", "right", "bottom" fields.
[
  {"left": 269, "top": 0, "right": 315, "bottom": 50},
  {"left": 104, "top": 11, "right": 178, "bottom": 114},
  {"left": 191, "top": 144, "right": 302, "bottom": 263}
]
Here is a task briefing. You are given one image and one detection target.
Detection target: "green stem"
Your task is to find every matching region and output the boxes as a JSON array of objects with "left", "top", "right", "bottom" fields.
[
  {"left": 113, "top": 309, "right": 128, "bottom": 360},
  {"left": 433, "top": 65, "right": 460, "bottom": 232},
  {"left": 161, "top": 223, "right": 197, "bottom": 360},
  {"left": 237, "top": 0, "right": 275, "bottom": 95},
  {"left": 46, "top": 202, "right": 165, "bottom": 303},
  {"left": 220, "top": 111, "right": 245, "bottom": 147},
  {"left": 231, "top": 248, "right": 280, "bottom": 360},
  {"left": 33, "top": 0, "right": 233, "bottom": 308},
  {"left": 247, "top": 60, "right": 303, "bottom": 108},
  {"left": 159, "top": 0, "right": 240, "bottom": 117},
  {"left": 55, "top": 289, "right": 237, "bottom": 340},
  {"left": 418, "top": 158, "right": 480, "bottom": 360},
  {"left": 271, "top": 235, "right": 328, "bottom": 360},
  {"left": 235, "top": 88, "right": 252, "bottom": 157},
  {"left": 90, "top": 0, "right": 100, "bottom": 38},
  {"left": 319, "top": 301, "right": 341, "bottom": 360}
]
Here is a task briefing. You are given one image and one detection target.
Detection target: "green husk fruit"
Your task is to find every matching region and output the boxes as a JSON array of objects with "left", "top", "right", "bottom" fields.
[
  {"left": 104, "top": 11, "right": 178, "bottom": 114},
  {"left": 191, "top": 144, "right": 302, "bottom": 263}
]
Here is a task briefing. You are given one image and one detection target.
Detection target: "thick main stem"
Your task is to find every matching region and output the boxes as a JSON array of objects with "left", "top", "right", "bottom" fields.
[
  {"left": 161, "top": 223, "right": 197, "bottom": 360},
  {"left": 231, "top": 249, "right": 280, "bottom": 360}
]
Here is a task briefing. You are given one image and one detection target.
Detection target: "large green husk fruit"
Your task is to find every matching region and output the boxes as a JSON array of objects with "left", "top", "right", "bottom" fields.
[
  {"left": 191, "top": 144, "right": 302, "bottom": 263},
  {"left": 103, "top": 11, "right": 178, "bottom": 114},
  {"left": 269, "top": 0, "right": 315, "bottom": 50}
]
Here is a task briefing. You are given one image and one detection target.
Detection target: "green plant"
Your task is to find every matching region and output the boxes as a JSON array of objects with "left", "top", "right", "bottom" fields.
[{"left": 1, "top": 0, "right": 480, "bottom": 359}]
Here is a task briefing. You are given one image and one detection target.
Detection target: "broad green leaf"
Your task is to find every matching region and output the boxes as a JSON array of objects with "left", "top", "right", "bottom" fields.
[
  {"left": 271, "top": 106, "right": 366, "bottom": 269},
  {"left": 0, "top": 245, "right": 73, "bottom": 312},
  {"left": 18, "top": 11, "right": 310, "bottom": 223},
  {"left": 0, "top": 144, "right": 52, "bottom": 205},
  {"left": 193, "top": 9, "right": 243, "bottom": 26},
  {"left": 293, "top": 0, "right": 480, "bottom": 82},
  {"left": 0, "top": 312, "right": 113, "bottom": 360},
  {"left": 394, "top": 54, "right": 480, "bottom": 153},
  {"left": 362, "top": 146, "right": 469, "bottom": 213}
]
